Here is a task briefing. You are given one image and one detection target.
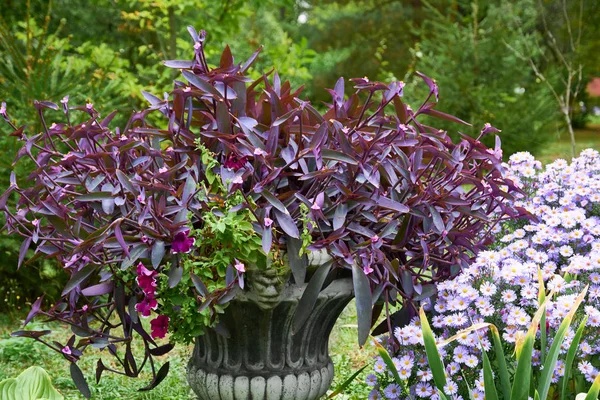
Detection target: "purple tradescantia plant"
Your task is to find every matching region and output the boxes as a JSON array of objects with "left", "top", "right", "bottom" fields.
[
  {"left": 156, "top": 29, "right": 526, "bottom": 345},
  {"left": 0, "top": 27, "right": 526, "bottom": 395}
]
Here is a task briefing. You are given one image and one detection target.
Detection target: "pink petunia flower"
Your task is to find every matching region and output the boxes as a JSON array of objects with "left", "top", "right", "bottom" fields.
[
  {"left": 150, "top": 315, "right": 170, "bottom": 339},
  {"left": 172, "top": 230, "right": 195, "bottom": 254},
  {"left": 135, "top": 296, "right": 158, "bottom": 317}
]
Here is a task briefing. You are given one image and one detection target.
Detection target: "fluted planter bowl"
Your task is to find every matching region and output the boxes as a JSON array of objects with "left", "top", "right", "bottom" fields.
[{"left": 187, "top": 276, "right": 354, "bottom": 400}]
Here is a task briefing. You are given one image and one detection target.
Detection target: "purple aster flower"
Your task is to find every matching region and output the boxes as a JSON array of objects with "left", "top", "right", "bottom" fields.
[
  {"left": 384, "top": 383, "right": 401, "bottom": 399},
  {"left": 365, "top": 374, "right": 377, "bottom": 386},
  {"left": 172, "top": 230, "right": 195, "bottom": 254},
  {"left": 368, "top": 389, "right": 382, "bottom": 400}
]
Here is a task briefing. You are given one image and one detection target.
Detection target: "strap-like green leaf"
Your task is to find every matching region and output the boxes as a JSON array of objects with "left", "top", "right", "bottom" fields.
[
  {"left": 538, "top": 286, "right": 588, "bottom": 400},
  {"left": 561, "top": 316, "right": 588, "bottom": 400},
  {"left": 489, "top": 325, "right": 512, "bottom": 400},
  {"left": 371, "top": 336, "right": 403, "bottom": 385},
  {"left": 326, "top": 365, "right": 367, "bottom": 398},
  {"left": 585, "top": 370, "right": 600, "bottom": 400},
  {"left": 419, "top": 307, "right": 447, "bottom": 394},
  {"left": 480, "top": 341, "right": 499, "bottom": 400}
]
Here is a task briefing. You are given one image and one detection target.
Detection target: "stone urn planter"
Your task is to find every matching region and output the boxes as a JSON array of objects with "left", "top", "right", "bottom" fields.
[{"left": 187, "top": 269, "right": 354, "bottom": 400}]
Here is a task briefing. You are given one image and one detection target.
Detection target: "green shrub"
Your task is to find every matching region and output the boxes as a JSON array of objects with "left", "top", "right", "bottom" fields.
[{"left": 408, "top": 0, "right": 560, "bottom": 156}]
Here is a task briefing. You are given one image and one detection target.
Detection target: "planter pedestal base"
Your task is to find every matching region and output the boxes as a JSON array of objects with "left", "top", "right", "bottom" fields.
[{"left": 187, "top": 278, "right": 354, "bottom": 400}]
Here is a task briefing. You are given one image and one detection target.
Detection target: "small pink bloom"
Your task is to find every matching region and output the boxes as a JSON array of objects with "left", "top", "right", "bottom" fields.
[
  {"left": 264, "top": 217, "right": 273, "bottom": 227},
  {"left": 172, "top": 230, "right": 195, "bottom": 254},
  {"left": 150, "top": 315, "right": 170, "bottom": 339},
  {"left": 158, "top": 166, "right": 168, "bottom": 173},
  {"left": 61, "top": 346, "right": 72, "bottom": 355},
  {"left": 371, "top": 235, "right": 380, "bottom": 243},
  {"left": 86, "top": 103, "right": 93, "bottom": 110},
  {"left": 50, "top": 123, "right": 57, "bottom": 129},
  {"left": 82, "top": 305, "right": 88, "bottom": 312},
  {"left": 254, "top": 148, "right": 268, "bottom": 156},
  {"left": 183, "top": 86, "right": 192, "bottom": 92},
  {"left": 234, "top": 260, "right": 246, "bottom": 273},
  {"left": 60, "top": 96, "right": 69, "bottom": 104},
  {"left": 232, "top": 175, "right": 244, "bottom": 185},
  {"left": 194, "top": 42, "right": 201, "bottom": 50},
  {"left": 363, "top": 266, "right": 374, "bottom": 275},
  {"left": 311, "top": 202, "right": 321, "bottom": 211}
]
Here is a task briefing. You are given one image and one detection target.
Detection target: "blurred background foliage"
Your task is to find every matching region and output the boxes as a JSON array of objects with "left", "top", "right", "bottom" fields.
[{"left": 0, "top": 0, "right": 599, "bottom": 310}]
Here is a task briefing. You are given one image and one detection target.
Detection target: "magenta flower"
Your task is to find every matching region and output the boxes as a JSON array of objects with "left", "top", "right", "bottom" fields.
[
  {"left": 172, "top": 230, "right": 195, "bottom": 254},
  {"left": 135, "top": 296, "right": 158, "bottom": 317},
  {"left": 150, "top": 315, "right": 170, "bottom": 339},
  {"left": 61, "top": 346, "right": 72, "bottom": 355},
  {"left": 223, "top": 154, "right": 247, "bottom": 171},
  {"left": 136, "top": 262, "right": 158, "bottom": 296}
]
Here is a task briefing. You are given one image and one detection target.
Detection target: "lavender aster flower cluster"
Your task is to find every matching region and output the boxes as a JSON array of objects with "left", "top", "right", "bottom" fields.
[{"left": 367, "top": 149, "right": 600, "bottom": 399}]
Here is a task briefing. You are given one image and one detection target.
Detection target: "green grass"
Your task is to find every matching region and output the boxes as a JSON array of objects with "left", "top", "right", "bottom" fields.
[
  {"left": 0, "top": 313, "right": 194, "bottom": 399},
  {"left": 535, "top": 124, "right": 600, "bottom": 165},
  {"left": 0, "top": 301, "right": 373, "bottom": 400}
]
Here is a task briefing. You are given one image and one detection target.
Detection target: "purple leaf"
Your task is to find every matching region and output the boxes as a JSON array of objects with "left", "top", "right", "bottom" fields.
[
  {"left": 351, "top": 262, "right": 372, "bottom": 347},
  {"left": 190, "top": 273, "right": 208, "bottom": 297},
  {"left": 273, "top": 209, "right": 300, "bottom": 239},
  {"left": 70, "top": 363, "right": 91, "bottom": 399},
  {"left": 182, "top": 70, "right": 222, "bottom": 98},
  {"left": 17, "top": 237, "right": 32, "bottom": 270},
  {"left": 114, "top": 220, "right": 129, "bottom": 257},
  {"left": 24, "top": 295, "right": 44, "bottom": 326},
  {"left": 262, "top": 226, "right": 272, "bottom": 254},
  {"left": 62, "top": 264, "right": 98, "bottom": 296},
  {"left": 81, "top": 282, "right": 114, "bottom": 296},
  {"left": 139, "top": 361, "right": 170, "bottom": 391},
  {"left": 163, "top": 60, "right": 194, "bottom": 69},
  {"left": 261, "top": 190, "right": 289, "bottom": 215}
]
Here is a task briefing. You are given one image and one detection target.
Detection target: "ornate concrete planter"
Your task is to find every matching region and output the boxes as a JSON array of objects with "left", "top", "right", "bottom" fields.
[{"left": 187, "top": 273, "right": 354, "bottom": 400}]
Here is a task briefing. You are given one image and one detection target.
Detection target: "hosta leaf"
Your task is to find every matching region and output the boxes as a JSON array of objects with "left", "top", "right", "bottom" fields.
[{"left": 0, "top": 366, "right": 64, "bottom": 400}]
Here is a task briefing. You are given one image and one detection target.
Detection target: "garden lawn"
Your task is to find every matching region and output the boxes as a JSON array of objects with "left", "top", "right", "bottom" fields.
[
  {"left": 535, "top": 124, "right": 600, "bottom": 164},
  {"left": 0, "top": 301, "right": 372, "bottom": 400}
]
